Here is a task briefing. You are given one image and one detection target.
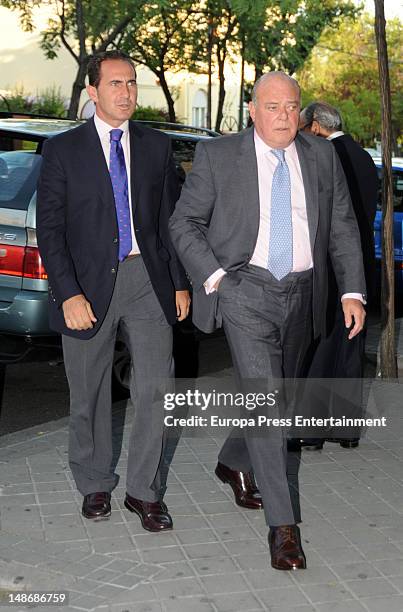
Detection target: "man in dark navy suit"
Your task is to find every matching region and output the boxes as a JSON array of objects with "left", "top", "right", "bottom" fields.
[
  {"left": 37, "top": 50, "right": 190, "bottom": 530},
  {"left": 299, "top": 101, "right": 378, "bottom": 449}
]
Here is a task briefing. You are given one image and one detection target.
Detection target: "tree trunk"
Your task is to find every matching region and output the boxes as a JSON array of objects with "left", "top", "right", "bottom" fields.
[
  {"left": 238, "top": 35, "right": 245, "bottom": 131},
  {"left": 158, "top": 71, "right": 176, "bottom": 123},
  {"left": 67, "top": 59, "right": 88, "bottom": 119},
  {"left": 206, "top": 20, "right": 214, "bottom": 130},
  {"left": 215, "top": 46, "right": 226, "bottom": 132},
  {"left": 374, "top": 0, "right": 397, "bottom": 378}
]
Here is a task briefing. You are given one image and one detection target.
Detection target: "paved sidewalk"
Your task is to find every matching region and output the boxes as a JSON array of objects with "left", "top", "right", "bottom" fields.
[{"left": 0, "top": 372, "right": 403, "bottom": 612}]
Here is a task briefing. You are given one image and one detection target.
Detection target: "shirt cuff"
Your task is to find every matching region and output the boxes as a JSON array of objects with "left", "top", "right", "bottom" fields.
[
  {"left": 204, "top": 269, "right": 227, "bottom": 294},
  {"left": 341, "top": 293, "right": 367, "bottom": 305}
]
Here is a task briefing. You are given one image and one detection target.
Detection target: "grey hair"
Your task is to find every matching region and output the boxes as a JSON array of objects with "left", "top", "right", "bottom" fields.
[
  {"left": 302, "top": 101, "right": 342, "bottom": 131},
  {"left": 251, "top": 72, "right": 301, "bottom": 104}
]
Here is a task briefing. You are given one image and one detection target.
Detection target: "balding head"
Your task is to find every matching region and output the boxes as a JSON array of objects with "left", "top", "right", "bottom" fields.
[
  {"left": 248, "top": 71, "right": 301, "bottom": 148},
  {"left": 252, "top": 72, "right": 301, "bottom": 106}
]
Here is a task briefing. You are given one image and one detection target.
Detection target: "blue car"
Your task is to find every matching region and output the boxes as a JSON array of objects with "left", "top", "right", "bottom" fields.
[{"left": 373, "top": 158, "right": 403, "bottom": 296}]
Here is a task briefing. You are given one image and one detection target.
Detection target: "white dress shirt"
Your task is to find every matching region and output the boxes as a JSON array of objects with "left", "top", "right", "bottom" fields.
[{"left": 94, "top": 113, "right": 140, "bottom": 255}]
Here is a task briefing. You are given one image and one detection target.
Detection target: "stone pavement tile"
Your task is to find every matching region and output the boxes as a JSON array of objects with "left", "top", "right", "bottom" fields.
[
  {"left": 371, "top": 558, "right": 403, "bottom": 576},
  {"left": 223, "top": 538, "right": 267, "bottom": 556},
  {"left": 154, "top": 576, "right": 204, "bottom": 599},
  {"left": 242, "top": 569, "right": 294, "bottom": 589},
  {"left": 84, "top": 522, "right": 131, "bottom": 539},
  {"left": 126, "top": 563, "right": 163, "bottom": 579},
  {"left": 102, "top": 583, "right": 157, "bottom": 604},
  {"left": 346, "top": 577, "right": 398, "bottom": 597},
  {"left": 198, "top": 501, "right": 241, "bottom": 515},
  {"left": 161, "top": 597, "right": 215, "bottom": 612},
  {"left": 90, "top": 537, "right": 139, "bottom": 556},
  {"left": 363, "top": 543, "right": 403, "bottom": 561},
  {"left": 236, "top": 552, "right": 268, "bottom": 571},
  {"left": 201, "top": 512, "right": 249, "bottom": 528},
  {"left": 35, "top": 481, "right": 71, "bottom": 493},
  {"left": 44, "top": 526, "right": 88, "bottom": 543},
  {"left": 1, "top": 483, "right": 35, "bottom": 495},
  {"left": 175, "top": 529, "right": 217, "bottom": 546},
  {"left": 39, "top": 502, "right": 79, "bottom": 516},
  {"left": 37, "top": 492, "right": 75, "bottom": 505},
  {"left": 84, "top": 567, "right": 122, "bottom": 583},
  {"left": 315, "top": 601, "right": 367, "bottom": 612},
  {"left": 103, "top": 559, "right": 138, "bottom": 574},
  {"left": 111, "top": 603, "right": 163, "bottom": 612},
  {"left": 315, "top": 546, "right": 365, "bottom": 565},
  {"left": 141, "top": 546, "right": 186, "bottom": 564},
  {"left": 361, "top": 595, "right": 403, "bottom": 612},
  {"left": 190, "top": 556, "right": 239, "bottom": 576},
  {"left": 133, "top": 534, "right": 178, "bottom": 551},
  {"left": 253, "top": 585, "right": 309, "bottom": 607},
  {"left": 209, "top": 591, "right": 264, "bottom": 611},
  {"left": 290, "top": 566, "right": 339, "bottom": 585},
  {"left": 68, "top": 593, "right": 108, "bottom": 610},
  {"left": 172, "top": 463, "right": 207, "bottom": 475},
  {"left": 380, "top": 526, "right": 403, "bottom": 542},
  {"left": 0, "top": 494, "right": 37, "bottom": 506},
  {"left": 108, "top": 573, "right": 143, "bottom": 589},
  {"left": 163, "top": 493, "right": 195, "bottom": 508},
  {"left": 151, "top": 561, "right": 195, "bottom": 581},
  {"left": 342, "top": 528, "right": 389, "bottom": 548},
  {"left": 31, "top": 470, "right": 70, "bottom": 483},
  {"left": 175, "top": 473, "right": 213, "bottom": 484},
  {"left": 301, "top": 582, "right": 356, "bottom": 603},
  {"left": 331, "top": 562, "right": 382, "bottom": 581},
  {"left": 173, "top": 515, "right": 210, "bottom": 530},
  {"left": 182, "top": 542, "right": 227, "bottom": 560},
  {"left": 200, "top": 572, "right": 249, "bottom": 594},
  {"left": 388, "top": 575, "right": 403, "bottom": 593},
  {"left": 214, "top": 525, "right": 260, "bottom": 542}
]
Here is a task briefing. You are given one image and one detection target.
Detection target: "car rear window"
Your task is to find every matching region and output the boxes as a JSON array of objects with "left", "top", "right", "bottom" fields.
[
  {"left": 0, "top": 137, "right": 42, "bottom": 210},
  {"left": 171, "top": 137, "right": 197, "bottom": 174}
]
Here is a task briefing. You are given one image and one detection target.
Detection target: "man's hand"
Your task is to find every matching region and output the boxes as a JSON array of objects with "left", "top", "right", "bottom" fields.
[
  {"left": 62, "top": 294, "right": 97, "bottom": 330},
  {"left": 176, "top": 290, "right": 191, "bottom": 321},
  {"left": 341, "top": 298, "right": 366, "bottom": 340}
]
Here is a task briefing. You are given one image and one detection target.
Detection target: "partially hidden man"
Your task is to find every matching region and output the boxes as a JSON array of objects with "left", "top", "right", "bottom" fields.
[
  {"left": 37, "top": 50, "right": 190, "bottom": 531},
  {"left": 169, "top": 72, "right": 366, "bottom": 570}
]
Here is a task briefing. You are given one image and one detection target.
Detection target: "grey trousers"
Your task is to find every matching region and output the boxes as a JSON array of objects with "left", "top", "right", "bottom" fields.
[
  {"left": 217, "top": 265, "right": 313, "bottom": 526},
  {"left": 63, "top": 256, "right": 174, "bottom": 501}
]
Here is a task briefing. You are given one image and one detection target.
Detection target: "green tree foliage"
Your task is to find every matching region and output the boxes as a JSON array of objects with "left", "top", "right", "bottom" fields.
[
  {"left": 298, "top": 14, "right": 402, "bottom": 147},
  {"left": 0, "top": 85, "right": 67, "bottom": 116},
  {"left": 0, "top": 0, "right": 143, "bottom": 118}
]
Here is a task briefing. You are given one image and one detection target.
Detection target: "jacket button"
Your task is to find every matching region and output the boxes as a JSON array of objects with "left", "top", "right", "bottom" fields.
[
  {"left": 113, "top": 237, "right": 118, "bottom": 243},
  {"left": 111, "top": 268, "right": 116, "bottom": 274}
]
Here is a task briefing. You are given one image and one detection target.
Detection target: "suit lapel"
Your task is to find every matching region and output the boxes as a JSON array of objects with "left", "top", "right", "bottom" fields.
[
  {"left": 295, "top": 133, "right": 318, "bottom": 255},
  {"left": 129, "top": 122, "right": 148, "bottom": 217},
  {"left": 237, "top": 128, "right": 260, "bottom": 248}
]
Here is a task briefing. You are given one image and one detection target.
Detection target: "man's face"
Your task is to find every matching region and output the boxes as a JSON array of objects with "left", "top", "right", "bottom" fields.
[
  {"left": 86, "top": 59, "right": 137, "bottom": 127},
  {"left": 248, "top": 77, "right": 300, "bottom": 148}
]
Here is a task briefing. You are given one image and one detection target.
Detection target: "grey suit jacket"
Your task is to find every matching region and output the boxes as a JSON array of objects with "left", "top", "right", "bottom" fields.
[{"left": 169, "top": 127, "right": 366, "bottom": 337}]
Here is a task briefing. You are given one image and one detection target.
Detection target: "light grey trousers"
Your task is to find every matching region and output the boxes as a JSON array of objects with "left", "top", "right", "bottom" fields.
[
  {"left": 63, "top": 255, "right": 174, "bottom": 501},
  {"left": 217, "top": 265, "right": 313, "bottom": 526}
]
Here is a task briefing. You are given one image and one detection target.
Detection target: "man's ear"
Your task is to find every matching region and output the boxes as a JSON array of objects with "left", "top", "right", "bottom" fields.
[
  {"left": 248, "top": 101, "right": 256, "bottom": 123},
  {"left": 311, "top": 120, "right": 321, "bottom": 136},
  {"left": 86, "top": 84, "right": 98, "bottom": 104}
]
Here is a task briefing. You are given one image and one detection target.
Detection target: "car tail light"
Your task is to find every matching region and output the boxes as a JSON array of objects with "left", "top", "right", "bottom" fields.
[
  {"left": 23, "top": 246, "right": 47, "bottom": 279},
  {"left": 0, "top": 244, "right": 25, "bottom": 276},
  {"left": 0, "top": 227, "right": 48, "bottom": 279}
]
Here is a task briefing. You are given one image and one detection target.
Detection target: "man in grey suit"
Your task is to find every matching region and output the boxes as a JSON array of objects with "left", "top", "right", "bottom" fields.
[{"left": 169, "top": 72, "right": 366, "bottom": 570}]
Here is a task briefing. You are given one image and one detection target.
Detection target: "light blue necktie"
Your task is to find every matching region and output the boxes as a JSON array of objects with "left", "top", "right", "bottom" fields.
[
  {"left": 109, "top": 129, "right": 132, "bottom": 261},
  {"left": 268, "top": 149, "right": 293, "bottom": 280}
]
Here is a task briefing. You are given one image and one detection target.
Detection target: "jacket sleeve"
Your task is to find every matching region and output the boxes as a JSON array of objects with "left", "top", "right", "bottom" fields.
[
  {"left": 328, "top": 146, "right": 367, "bottom": 298},
  {"left": 159, "top": 139, "right": 190, "bottom": 291},
  {"left": 168, "top": 141, "right": 222, "bottom": 290},
  {"left": 36, "top": 139, "right": 82, "bottom": 307}
]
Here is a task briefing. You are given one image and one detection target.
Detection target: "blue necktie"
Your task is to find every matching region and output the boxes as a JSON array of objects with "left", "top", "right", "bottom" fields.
[
  {"left": 109, "top": 129, "right": 132, "bottom": 261},
  {"left": 268, "top": 149, "right": 293, "bottom": 280}
]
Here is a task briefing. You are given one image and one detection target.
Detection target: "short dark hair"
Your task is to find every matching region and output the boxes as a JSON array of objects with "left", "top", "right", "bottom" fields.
[{"left": 87, "top": 50, "right": 136, "bottom": 87}]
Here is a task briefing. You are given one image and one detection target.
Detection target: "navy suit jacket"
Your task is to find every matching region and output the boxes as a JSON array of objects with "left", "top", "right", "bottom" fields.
[{"left": 37, "top": 118, "right": 188, "bottom": 339}]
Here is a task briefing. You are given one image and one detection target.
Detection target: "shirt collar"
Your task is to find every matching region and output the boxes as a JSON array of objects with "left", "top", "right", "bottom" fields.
[
  {"left": 94, "top": 112, "right": 129, "bottom": 139},
  {"left": 327, "top": 130, "right": 344, "bottom": 141},
  {"left": 253, "top": 128, "right": 297, "bottom": 160}
]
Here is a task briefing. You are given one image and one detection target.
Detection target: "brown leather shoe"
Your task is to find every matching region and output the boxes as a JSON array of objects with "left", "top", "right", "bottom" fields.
[
  {"left": 82, "top": 492, "right": 111, "bottom": 519},
  {"left": 124, "top": 494, "right": 173, "bottom": 532},
  {"left": 268, "top": 524, "right": 307, "bottom": 570},
  {"left": 215, "top": 462, "right": 263, "bottom": 509}
]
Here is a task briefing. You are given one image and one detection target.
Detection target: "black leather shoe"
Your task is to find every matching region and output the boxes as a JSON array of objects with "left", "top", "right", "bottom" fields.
[
  {"left": 124, "top": 494, "right": 173, "bottom": 532},
  {"left": 82, "top": 492, "right": 111, "bottom": 519},
  {"left": 215, "top": 462, "right": 263, "bottom": 509},
  {"left": 269, "top": 524, "right": 307, "bottom": 570},
  {"left": 327, "top": 438, "right": 360, "bottom": 449},
  {"left": 298, "top": 438, "right": 324, "bottom": 451}
]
